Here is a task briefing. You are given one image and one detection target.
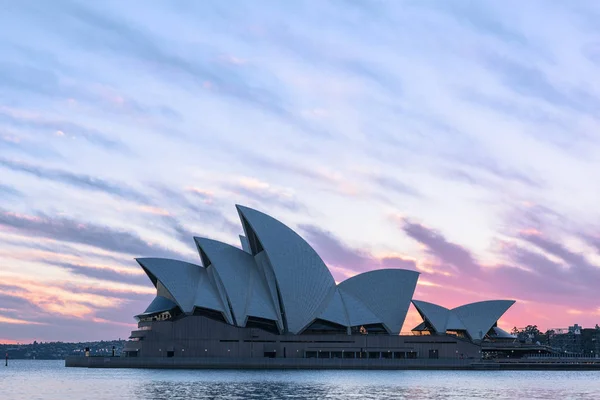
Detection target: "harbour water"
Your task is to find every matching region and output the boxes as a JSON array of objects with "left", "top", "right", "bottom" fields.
[{"left": 2, "top": 360, "right": 600, "bottom": 399}]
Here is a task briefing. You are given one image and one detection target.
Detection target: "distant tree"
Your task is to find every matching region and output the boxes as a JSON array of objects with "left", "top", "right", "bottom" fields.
[
  {"left": 511, "top": 326, "right": 519, "bottom": 335},
  {"left": 523, "top": 325, "right": 540, "bottom": 336}
]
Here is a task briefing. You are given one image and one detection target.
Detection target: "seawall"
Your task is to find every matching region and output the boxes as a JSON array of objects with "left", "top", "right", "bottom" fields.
[
  {"left": 65, "top": 356, "right": 474, "bottom": 370},
  {"left": 65, "top": 356, "right": 600, "bottom": 370}
]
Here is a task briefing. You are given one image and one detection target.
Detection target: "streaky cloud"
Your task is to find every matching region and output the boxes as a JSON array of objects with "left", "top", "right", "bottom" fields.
[
  {"left": 441, "top": 169, "right": 493, "bottom": 188},
  {"left": 1, "top": 0, "right": 600, "bottom": 341},
  {"left": 370, "top": 174, "right": 422, "bottom": 198},
  {"left": 415, "top": 0, "right": 528, "bottom": 44},
  {"left": 0, "top": 158, "right": 146, "bottom": 202},
  {"left": 519, "top": 231, "right": 600, "bottom": 283},
  {"left": 0, "top": 45, "right": 182, "bottom": 126},
  {"left": 453, "top": 154, "right": 542, "bottom": 188},
  {"left": 0, "top": 234, "right": 133, "bottom": 266},
  {"left": 0, "top": 130, "right": 63, "bottom": 159},
  {"left": 582, "top": 234, "right": 600, "bottom": 255},
  {"left": 300, "top": 223, "right": 418, "bottom": 280},
  {"left": 44, "top": 260, "right": 149, "bottom": 286},
  {"left": 0, "top": 207, "right": 184, "bottom": 260},
  {"left": 0, "top": 60, "right": 63, "bottom": 98},
  {"left": 0, "top": 107, "right": 128, "bottom": 152},
  {"left": 481, "top": 52, "right": 600, "bottom": 117},
  {"left": 20, "top": 1, "right": 329, "bottom": 137},
  {"left": 300, "top": 224, "right": 374, "bottom": 271},
  {"left": 398, "top": 212, "right": 600, "bottom": 307},
  {"left": 152, "top": 185, "right": 240, "bottom": 236},
  {"left": 0, "top": 183, "right": 22, "bottom": 198},
  {"left": 238, "top": 151, "right": 337, "bottom": 184},
  {"left": 402, "top": 218, "right": 481, "bottom": 273},
  {"left": 221, "top": 178, "right": 305, "bottom": 212}
]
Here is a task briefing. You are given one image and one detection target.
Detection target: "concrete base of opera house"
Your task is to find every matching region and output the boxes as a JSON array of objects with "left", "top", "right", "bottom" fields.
[
  {"left": 65, "top": 356, "right": 476, "bottom": 369},
  {"left": 65, "top": 356, "right": 600, "bottom": 370}
]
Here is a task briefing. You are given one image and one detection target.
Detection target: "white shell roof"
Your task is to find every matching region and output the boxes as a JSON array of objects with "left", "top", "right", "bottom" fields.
[
  {"left": 338, "top": 269, "right": 420, "bottom": 334},
  {"left": 137, "top": 258, "right": 225, "bottom": 314},
  {"left": 205, "top": 266, "right": 234, "bottom": 324},
  {"left": 446, "top": 312, "right": 467, "bottom": 331},
  {"left": 452, "top": 300, "right": 515, "bottom": 341},
  {"left": 236, "top": 205, "right": 336, "bottom": 334},
  {"left": 194, "top": 237, "right": 278, "bottom": 326},
  {"left": 157, "top": 281, "right": 176, "bottom": 302},
  {"left": 135, "top": 204, "right": 513, "bottom": 340},
  {"left": 411, "top": 299, "right": 515, "bottom": 341},
  {"left": 239, "top": 235, "right": 251, "bottom": 254},
  {"left": 492, "top": 326, "right": 517, "bottom": 339},
  {"left": 317, "top": 289, "right": 350, "bottom": 327},
  {"left": 412, "top": 300, "right": 450, "bottom": 333},
  {"left": 246, "top": 260, "right": 280, "bottom": 323},
  {"left": 253, "top": 251, "right": 284, "bottom": 331},
  {"left": 139, "top": 295, "right": 178, "bottom": 316},
  {"left": 338, "top": 289, "right": 382, "bottom": 327}
]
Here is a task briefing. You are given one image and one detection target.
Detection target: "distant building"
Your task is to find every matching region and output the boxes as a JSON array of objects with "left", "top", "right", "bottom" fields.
[
  {"left": 581, "top": 328, "right": 600, "bottom": 357},
  {"left": 569, "top": 324, "right": 582, "bottom": 334},
  {"left": 123, "top": 205, "right": 515, "bottom": 360},
  {"left": 548, "top": 324, "right": 600, "bottom": 356}
]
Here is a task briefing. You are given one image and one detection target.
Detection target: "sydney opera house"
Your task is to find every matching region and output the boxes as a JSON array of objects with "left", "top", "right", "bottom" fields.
[{"left": 122, "top": 205, "right": 515, "bottom": 361}]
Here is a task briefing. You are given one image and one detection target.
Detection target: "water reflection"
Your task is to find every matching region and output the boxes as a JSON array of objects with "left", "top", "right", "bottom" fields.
[
  {"left": 2, "top": 361, "right": 600, "bottom": 400},
  {"left": 132, "top": 379, "right": 593, "bottom": 400}
]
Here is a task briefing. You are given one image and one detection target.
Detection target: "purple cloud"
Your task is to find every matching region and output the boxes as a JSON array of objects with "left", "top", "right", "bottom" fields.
[
  {"left": 300, "top": 224, "right": 418, "bottom": 281},
  {"left": 0, "top": 207, "right": 184, "bottom": 260},
  {"left": 401, "top": 219, "right": 481, "bottom": 273}
]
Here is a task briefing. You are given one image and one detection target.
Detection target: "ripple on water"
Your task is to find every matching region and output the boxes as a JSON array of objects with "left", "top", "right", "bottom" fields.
[{"left": 1, "top": 360, "right": 600, "bottom": 400}]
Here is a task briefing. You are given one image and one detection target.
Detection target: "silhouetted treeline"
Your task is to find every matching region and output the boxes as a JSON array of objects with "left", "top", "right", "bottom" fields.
[{"left": 1, "top": 340, "right": 126, "bottom": 360}]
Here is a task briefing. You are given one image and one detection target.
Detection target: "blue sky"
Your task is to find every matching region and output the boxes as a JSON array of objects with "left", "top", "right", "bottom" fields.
[{"left": 1, "top": 0, "right": 600, "bottom": 342}]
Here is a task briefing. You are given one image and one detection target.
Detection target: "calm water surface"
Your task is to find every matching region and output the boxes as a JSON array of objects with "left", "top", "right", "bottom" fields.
[{"left": 1, "top": 360, "right": 600, "bottom": 399}]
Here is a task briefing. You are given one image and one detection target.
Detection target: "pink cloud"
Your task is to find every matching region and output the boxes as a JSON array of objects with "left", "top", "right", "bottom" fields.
[
  {"left": 137, "top": 205, "right": 171, "bottom": 216},
  {"left": 304, "top": 209, "right": 600, "bottom": 331},
  {"left": 0, "top": 315, "right": 46, "bottom": 325}
]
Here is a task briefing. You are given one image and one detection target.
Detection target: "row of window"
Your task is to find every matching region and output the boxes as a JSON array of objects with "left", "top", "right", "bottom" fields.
[{"left": 304, "top": 351, "right": 418, "bottom": 359}]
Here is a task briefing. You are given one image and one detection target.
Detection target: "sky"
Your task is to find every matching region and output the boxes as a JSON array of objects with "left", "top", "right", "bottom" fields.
[{"left": 1, "top": 0, "right": 600, "bottom": 343}]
